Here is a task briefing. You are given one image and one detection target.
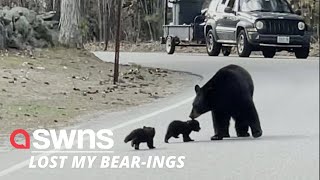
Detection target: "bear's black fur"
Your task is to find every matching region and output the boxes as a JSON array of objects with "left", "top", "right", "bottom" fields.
[
  {"left": 124, "top": 126, "right": 156, "bottom": 150},
  {"left": 189, "top": 64, "right": 262, "bottom": 140},
  {"left": 164, "top": 120, "right": 201, "bottom": 143}
]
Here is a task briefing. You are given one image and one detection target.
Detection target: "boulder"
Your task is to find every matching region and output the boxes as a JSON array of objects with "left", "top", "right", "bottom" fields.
[
  {"left": 5, "top": 7, "right": 37, "bottom": 24},
  {"left": 32, "top": 16, "right": 53, "bottom": 46},
  {"left": 42, "top": 20, "right": 59, "bottom": 29},
  {"left": 15, "top": 15, "right": 32, "bottom": 39},
  {"left": 0, "top": 6, "right": 57, "bottom": 50},
  {"left": 37, "top": 11, "right": 56, "bottom": 21},
  {"left": 7, "top": 33, "right": 24, "bottom": 49}
]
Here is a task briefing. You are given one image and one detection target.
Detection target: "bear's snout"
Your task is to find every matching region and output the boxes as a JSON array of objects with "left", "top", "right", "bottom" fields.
[{"left": 189, "top": 109, "right": 200, "bottom": 119}]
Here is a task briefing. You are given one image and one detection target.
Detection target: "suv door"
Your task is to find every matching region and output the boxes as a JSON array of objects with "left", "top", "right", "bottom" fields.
[
  {"left": 227, "top": 0, "right": 240, "bottom": 41},
  {"left": 216, "top": 0, "right": 239, "bottom": 42}
]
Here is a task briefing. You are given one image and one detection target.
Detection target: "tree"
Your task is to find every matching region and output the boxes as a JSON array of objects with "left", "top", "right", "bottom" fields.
[{"left": 58, "top": 0, "right": 82, "bottom": 48}]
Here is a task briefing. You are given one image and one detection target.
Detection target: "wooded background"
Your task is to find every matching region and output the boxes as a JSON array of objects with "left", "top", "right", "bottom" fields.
[{"left": 1, "top": 0, "right": 319, "bottom": 46}]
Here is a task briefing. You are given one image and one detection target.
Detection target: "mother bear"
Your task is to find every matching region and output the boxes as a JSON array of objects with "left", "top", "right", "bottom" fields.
[{"left": 189, "top": 64, "right": 262, "bottom": 140}]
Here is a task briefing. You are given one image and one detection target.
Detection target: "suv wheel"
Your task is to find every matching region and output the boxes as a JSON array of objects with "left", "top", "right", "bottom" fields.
[
  {"left": 166, "top": 36, "right": 175, "bottom": 54},
  {"left": 222, "top": 47, "right": 232, "bottom": 56},
  {"left": 294, "top": 46, "right": 309, "bottom": 59},
  {"left": 262, "top": 48, "right": 276, "bottom": 58},
  {"left": 237, "top": 30, "right": 252, "bottom": 57},
  {"left": 206, "top": 29, "right": 221, "bottom": 56}
]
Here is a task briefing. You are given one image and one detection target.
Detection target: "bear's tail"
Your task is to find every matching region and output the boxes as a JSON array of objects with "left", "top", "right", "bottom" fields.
[{"left": 124, "top": 132, "right": 134, "bottom": 143}]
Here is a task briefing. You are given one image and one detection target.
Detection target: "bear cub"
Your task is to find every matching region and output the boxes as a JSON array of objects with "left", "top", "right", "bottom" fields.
[
  {"left": 165, "top": 120, "right": 201, "bottom": 143},
  {"left": 124, "top": 126, "right": 156, "bottom": 150}
]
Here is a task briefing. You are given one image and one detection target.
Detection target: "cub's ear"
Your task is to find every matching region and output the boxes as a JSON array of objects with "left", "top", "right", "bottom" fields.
[
  {"left": 195, "top": 85, "right": 200, "bottom": 93},
  {"left": 143, "top": 126, "right": 146, "bottom": 128}
]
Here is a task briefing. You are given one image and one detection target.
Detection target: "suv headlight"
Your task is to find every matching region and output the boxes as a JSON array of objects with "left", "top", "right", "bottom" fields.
[
  {"left": 255, "top": 21, "right": 264, "bottom": 30},
  {"left": 298, "top": 22, "right": 305, "bottom": 30}
]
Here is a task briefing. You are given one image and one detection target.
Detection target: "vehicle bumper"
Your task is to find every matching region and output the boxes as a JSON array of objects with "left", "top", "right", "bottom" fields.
[{"left": 247, "top": 32, "right": 310, "bottom": 48}]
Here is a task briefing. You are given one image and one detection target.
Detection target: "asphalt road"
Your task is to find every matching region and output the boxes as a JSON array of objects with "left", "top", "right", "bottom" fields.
[{"left": 0, "top": 53, "right": 318, "bottom": 180}]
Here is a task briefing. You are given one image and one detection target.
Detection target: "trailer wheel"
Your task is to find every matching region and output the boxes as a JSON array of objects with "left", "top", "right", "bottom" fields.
[{"left": 166, "top": 36, "right": 175, "bottom": 54}]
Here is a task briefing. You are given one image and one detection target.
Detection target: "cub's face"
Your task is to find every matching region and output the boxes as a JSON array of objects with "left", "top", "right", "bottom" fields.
[
  {"left": 187, "top": 120, "right": 201, "bottom": 132},
  {"left": 190, "top": 85, "right": 211, "bottom": 119},
  {"left": 143, "top": 126, "right": 156, "bottom": 137}
]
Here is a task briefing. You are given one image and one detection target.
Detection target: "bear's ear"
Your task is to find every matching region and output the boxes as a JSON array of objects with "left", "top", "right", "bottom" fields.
[
  {"left": 195, "top": 85, "right": 200, "bottom": 93},
  {"left": 143, "top": 126, "right": 146, "bottom": 128}
]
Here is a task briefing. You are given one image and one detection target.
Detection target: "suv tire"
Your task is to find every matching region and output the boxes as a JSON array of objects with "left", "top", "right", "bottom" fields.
[
  {"left": 237, "top": 30, "right": 252, "bottom": 57},
  {"left": 294, "top": 46, "right": 309, "bottom": 59},
  {"left": 166, "top": 36, "right": 175, "bottom": 55},
  {"left": 262, "top": 48, "right": 276, "bottom": 58},
  {"left": 206, "top": 29, "right": 221, "bottom": 56}
]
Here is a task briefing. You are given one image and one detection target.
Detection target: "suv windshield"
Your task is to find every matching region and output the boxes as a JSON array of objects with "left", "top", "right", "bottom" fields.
[{"left": 240, "top": 0, "right": 292, "bottom": 13}]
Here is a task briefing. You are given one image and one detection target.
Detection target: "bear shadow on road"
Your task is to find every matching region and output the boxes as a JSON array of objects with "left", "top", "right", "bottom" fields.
[
  {"left": 168, "top": 134, "right": 309, "bottom": 144},
  {"left": 127, "top": 147, "right": 168, "bottom": 153}
]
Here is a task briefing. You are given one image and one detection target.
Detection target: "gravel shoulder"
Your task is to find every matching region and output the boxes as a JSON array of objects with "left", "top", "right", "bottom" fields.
[{"left": 0, "top": 48, "right": 200, "bottom": 150}]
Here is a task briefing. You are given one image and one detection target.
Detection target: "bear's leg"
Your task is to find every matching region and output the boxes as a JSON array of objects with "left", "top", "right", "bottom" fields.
[
  {"left": 211, "top": 111, "right": 230, "bottom": 140},
  {"left": 134, "top": 142, "right": 140, "bottom": 150},
  {"left": 131, "top": 138, "right": 137, "bottom": 147},
  {"left": 235, "top": 119, "right": 250, "bottom": 137},
  {"left": 241, "top": 100, "right": 263, "bottom": 138},
  {"left": 164, "top": 133, "right": 172, "bottom": 143},
  {"left": 147, "top": 139, "right": 155, "bottom": 149},
  {"left": 183, "top": 133, "right": 194, "bottom": 142}
]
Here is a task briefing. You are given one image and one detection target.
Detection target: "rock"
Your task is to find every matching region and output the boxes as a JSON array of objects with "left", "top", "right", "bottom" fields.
[
  {"left": 36, "top": 66, "right": 45, "bottom": 70},
  {"left": 15, "top": 15, "right": 32, "bottom": 39},
  {"left": 37, "top": 11, "right": 56, "bottom": 21},
  {"left": 32, "top": 16, "right": 53, "bottom": 45},
  {"left": 48, "top": 28, "right": 58, "bottom": 45},
  {"left": 0, "top": 6, "right": 56, "bottom": 50},
  {"left": 43, "top": 20, "right": 59, "bottom": 29},
  {"left": 5, "top": 7, "right": 37, "bottom": 24},
  {"left": 86, "top": 90, "right": 99, "bottom": 94},
  {"left": 30, "top": 38, "right": 49, "bottom": 48},
  {"left": 136, "top": 75, "right": 144, "bottom": 80},
  {"left": 7, "top": 33, "right": 24, "bottom": 49}
]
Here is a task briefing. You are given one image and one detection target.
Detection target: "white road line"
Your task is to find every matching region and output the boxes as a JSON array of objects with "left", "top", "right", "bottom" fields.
[{"left": 0, "top": 96, "right": 194, "bottom": 177}]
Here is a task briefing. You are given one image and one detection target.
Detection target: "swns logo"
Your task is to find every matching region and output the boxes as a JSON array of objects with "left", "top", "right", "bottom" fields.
[
  {"left": 10, "top": 129, "right": 113, "bottom": 150},
  {"left": 9, "top": 129, "right": 185, "bottom": 169}
]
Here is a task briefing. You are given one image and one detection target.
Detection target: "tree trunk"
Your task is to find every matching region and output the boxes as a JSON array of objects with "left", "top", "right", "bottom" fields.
[
  {"left": 59, "top": 0, "right": 82, "bottom": 48},
  {"left": 104, "top": 0, "right": 110, "bottom": 51},
  {"left": 97, "top": 0, "right": 103, "bottom": 41}
]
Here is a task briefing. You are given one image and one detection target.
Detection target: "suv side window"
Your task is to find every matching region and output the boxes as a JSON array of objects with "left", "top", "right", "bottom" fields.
[
  {"left": 217, "top": 0, "right": 228, "bottom": 12},
  {"left": 208, "top": 0, "right": 219, "bottom": 15},
  {"left": 227, "top": 0, "right": 236, "bottom": 10}
]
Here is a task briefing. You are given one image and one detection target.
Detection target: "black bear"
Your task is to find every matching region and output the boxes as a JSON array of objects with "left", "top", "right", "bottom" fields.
[
  {"left": 124, "top": 126, "right": 156, "bottom": 150},
  {"left": 164, "top": 120, "right": 201, "bottom": 143},
  {"left": 189, "top": 64, "right": 262, "bottom": 140}
]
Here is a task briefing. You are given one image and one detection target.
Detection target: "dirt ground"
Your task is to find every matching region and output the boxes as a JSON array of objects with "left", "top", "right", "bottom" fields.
[{"left": 0, "top": 48, "right": 200, "bottom": 150}]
